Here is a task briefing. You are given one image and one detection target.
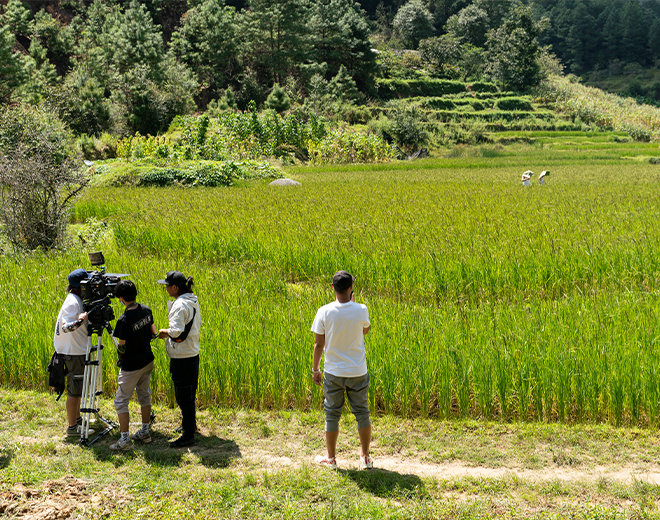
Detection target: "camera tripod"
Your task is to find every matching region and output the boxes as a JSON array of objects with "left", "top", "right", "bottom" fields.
[{"left": 78, "top": 321, "right": 119, "bottom": 446}]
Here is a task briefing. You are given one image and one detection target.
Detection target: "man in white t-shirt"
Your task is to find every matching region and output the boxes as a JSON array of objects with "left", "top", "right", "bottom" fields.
[
  {"left": 53, "top": 268, "right": 93, "bottom": 437},
  {"left": 311, "top": 271, "right": 372, "bottom": 470}
]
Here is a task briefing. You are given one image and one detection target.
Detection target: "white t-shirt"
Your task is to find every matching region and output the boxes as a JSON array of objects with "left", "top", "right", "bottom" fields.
[
  {"left": 53, "top": 293, "right": 90, "bottom": 355},
  {"left": 311, "top": 301, "right": 370, "bottom": 378}
]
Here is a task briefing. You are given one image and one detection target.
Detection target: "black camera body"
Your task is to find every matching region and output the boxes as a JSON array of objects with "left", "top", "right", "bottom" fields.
[{"left": 79, "top": 252, "right": 128, "bottom": 335}]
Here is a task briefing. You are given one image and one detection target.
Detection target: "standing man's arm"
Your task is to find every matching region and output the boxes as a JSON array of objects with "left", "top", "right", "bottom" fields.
[
  {"left": 363, "top": 326, "right": 370, "bottom": 335},
  {"left": 312, "top": 334, "right": 325, "bottom": 386}
]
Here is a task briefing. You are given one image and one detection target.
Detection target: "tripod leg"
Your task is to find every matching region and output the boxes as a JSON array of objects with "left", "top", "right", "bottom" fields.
[{"left": 80, "top": 335, "right": 102, "bottom": 443}]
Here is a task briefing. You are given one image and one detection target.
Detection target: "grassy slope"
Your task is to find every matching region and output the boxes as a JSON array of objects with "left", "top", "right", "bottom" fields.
[{"left": 1, "top": 388, "right": 660, "bottom": 519}]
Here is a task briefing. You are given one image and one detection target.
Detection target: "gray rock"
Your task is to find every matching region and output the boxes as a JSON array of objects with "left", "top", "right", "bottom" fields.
[{"left": 269, "top": 178, "right": 301, "bottom": 186}]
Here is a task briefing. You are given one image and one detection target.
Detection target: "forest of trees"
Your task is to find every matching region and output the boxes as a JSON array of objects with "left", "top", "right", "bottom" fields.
[{"left": 2, "top": 0, "right": 660, "bottom": 136}]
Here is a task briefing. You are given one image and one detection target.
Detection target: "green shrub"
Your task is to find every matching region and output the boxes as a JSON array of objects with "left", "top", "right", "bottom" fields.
[
  {"left": 469, "top": 81, "right": 498, "bottom": 93},
  {"left": 341, "top": 104, "right": 372, "bottom": 125},
  {"left": 308, "top": 128, "right": 396, "bottom": 164},
  {"left": 422, "top": 98, "right": 456, "bottom": 110},
  {"left": 387, "top": 104, "right": 429, "bottom": 152},
  {"left": 136, "top": 160, "right": 282, "bottom": 187},
  {"left": 376, "top": 78, "right": 466, "bottom": 99},
  {"left": 140, "top": 167, "right": 179, "bottom": 186},
  {"left": 494, "top": 97, "right": 534, "bottom": 111}
]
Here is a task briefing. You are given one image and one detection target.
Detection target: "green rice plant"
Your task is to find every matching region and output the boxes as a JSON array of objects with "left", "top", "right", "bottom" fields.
[{"left": 4, "top": 146, "right": 660, "bottom": 426}]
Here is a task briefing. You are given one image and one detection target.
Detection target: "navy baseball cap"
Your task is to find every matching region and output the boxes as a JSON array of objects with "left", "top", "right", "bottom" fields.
[
  {"left": 68, "top": 268, "right": 90, "bottom": 288},
  {"left": 157, "top": 271, "right": 187, "bottom": 288},
  {"left": 332, "top": 270, "right": 355, "bottom": 292}
]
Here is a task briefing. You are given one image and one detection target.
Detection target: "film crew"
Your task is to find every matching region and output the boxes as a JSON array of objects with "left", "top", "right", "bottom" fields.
[
  {"left": 53, "top": 268, "right": 95, "bottom": 437},
  {"left": 109, "top": 280, "right": 157, "bottom": 451},
  {"left": 157, "top": 271, "right": 201, "bottom": 448},
  {"left": 311, "top": 271, "right": 372, "bottom": 470}
]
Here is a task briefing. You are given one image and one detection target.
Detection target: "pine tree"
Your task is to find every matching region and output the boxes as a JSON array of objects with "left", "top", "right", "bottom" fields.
[
  {"left": 649, "top": 18, "right": 660, "bottom": 61},
  {"left": 0, "top": 25, "right": 26, "bottom": 104},
  {"left": 622, "top": 0, "right": 650, "bottom": 65},
  {"left": 309, "top": 0, "right": 376, "bottom": 92},
  {"left": 110, "top": 0, "right": 164, "bottom": 76},
  {"left": 566, "top": 1, "right": 596, "bottom": 74},
  {"left": 265, "top": 83, "right": 291, "bottom": 112},
  {"left": 170, "top": 0, "right": 239, "bottom": 102},
  {"left": 242, "top": 0, "right": 312, "bottom": 84},
  {"left": 1, "top": 0, "right": 33, "bottom": 38},
  {"left": 16, "top": 40, "right": 59, "bottom": 104},
  {"left": 603, "top": 1, "right": 624, "bottom": 63},
  {"left": 328, "top": 64, "right": 360, "bottom": 102}
]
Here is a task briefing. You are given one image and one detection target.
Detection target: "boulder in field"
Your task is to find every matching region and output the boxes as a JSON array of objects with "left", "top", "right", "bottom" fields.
[{"left": 269, "top": 178, "right": 301, "bottom": 186}]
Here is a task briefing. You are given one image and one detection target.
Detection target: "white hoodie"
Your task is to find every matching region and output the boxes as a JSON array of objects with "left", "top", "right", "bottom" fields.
[{"left": 166, "top": 292, "right": 201, "bottom": 359}]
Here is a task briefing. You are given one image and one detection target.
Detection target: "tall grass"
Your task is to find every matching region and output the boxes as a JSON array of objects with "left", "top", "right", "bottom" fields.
[
  {"left": 540, "top": 75, "right": 660, "bottom": 141},
  {"left": 3, "top": 149, "right": 660, "bottom": 426}
]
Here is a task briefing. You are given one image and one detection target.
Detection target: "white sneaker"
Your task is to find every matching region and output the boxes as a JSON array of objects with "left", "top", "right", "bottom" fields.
[
  {"left": 360, "top": 455, "right": 373, "bottom": 470},
  {"left": 130, "top": 429, "right": 152, "bottom": 444},
  {"left": 109, "top": 438, "right": 133, "bottom": 451},
  {"left": 315, "top": 454, "right": 337, "bottom": 470},
  {"left": 67, "top": 425, "right": 95, "bottom": 437}
]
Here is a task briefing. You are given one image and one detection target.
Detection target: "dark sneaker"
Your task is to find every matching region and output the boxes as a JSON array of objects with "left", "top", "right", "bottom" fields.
[
  {"left": 169, "top": 435, "right": 195, "bottom": 448},
  {"left": 130, "top": 430, "right": 152, "bottom": 444},
  {"left": 67, "top": 425, "right": 95, "bottom": 437},
  {"left": 109, "top": 438, "right": 133, "bottom": 451}
]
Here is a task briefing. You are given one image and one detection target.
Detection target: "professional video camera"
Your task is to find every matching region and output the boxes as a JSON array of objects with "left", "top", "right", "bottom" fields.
[
  {"left": 80, "top": 251, "right": 128, "bottom": 335},
  {"left": 77, "top": 251, "right": 129, "bottom": 446}
]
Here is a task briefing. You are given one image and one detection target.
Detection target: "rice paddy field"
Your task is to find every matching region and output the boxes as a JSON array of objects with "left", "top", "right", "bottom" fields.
[{"left": 3, "top": 133, "right": 660, "bottom": 427}]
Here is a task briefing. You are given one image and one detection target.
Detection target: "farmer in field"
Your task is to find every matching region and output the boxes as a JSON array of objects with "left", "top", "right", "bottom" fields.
[
  {"left": 157, "top": 271, "right": 201, "bottom": 448},
  {"left": 539, "top": 170, "right": 549, "bottom": 185},
  {"left": 521, "top": 170, "right": 533, "bottom": 186},
  {"left": 109, "top": 280, "right": 157, "bottom": 451},
  {"left": 311, "top": 270, "right": 372, "bottom": 470},
  {"left": 53, "top": 269, "right": 93, "bottom": 437}
]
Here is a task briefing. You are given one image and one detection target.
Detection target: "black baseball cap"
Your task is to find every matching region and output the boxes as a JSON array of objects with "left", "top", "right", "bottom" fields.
[
  {"left": 332, "top": 270, "right": 355, "bottom": 292},
  {"left": 68, "top": 268, "right": 90, "bottom": 288},
  {"left": 157, "top": 271, "right": 187, "bottom": 288}
]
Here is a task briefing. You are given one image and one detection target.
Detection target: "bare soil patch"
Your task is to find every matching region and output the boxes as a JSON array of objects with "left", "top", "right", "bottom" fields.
[{"left": 0, "top": 476, "right": 131, "bottom": 520}]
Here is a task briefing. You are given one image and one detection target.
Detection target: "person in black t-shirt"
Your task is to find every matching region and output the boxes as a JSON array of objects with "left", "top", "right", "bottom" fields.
[{"left": 109, "top": 280, "right": 157, "bottom": 451}]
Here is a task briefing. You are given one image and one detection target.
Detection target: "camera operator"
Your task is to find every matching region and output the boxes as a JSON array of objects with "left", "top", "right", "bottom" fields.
[
  {"left": 53, "top": 269, "right": 94, "bottom": 437},
  {"left": 109, "top": 280, "right": 157, "bottom": 451},
  {"left": 157, "top": 271, "right": 201, "bottom": 448}
]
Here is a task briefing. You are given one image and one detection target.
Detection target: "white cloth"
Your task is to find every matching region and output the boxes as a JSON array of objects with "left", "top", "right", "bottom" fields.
[
  {"left": 522, "top": 179, "right": 531, "bottom": 186},
  {"left": 311, "top": 301, "right": 370, "bottom": 378},
  {"left": 166, "top": 292, "right": 201, "bottom": 359},
  {"left": 53, "top": 293, "right": 90, "bottom": 355}
]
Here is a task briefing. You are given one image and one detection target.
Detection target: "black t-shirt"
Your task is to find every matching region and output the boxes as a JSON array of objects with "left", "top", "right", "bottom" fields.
[{"left": 113, "top": 303, "right": 155, "bottom": 372}]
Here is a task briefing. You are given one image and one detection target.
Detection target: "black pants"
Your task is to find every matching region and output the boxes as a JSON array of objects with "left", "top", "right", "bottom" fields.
[{"left": 169, "top": 355, "right": 199, "bottom": 437}]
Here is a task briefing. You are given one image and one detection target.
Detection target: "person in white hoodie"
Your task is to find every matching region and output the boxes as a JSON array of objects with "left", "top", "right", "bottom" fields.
[{"left": 157, "top": 271, "right": 201, "bottom": 448}]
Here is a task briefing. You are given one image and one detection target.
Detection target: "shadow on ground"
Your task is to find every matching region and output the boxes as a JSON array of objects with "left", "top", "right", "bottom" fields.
[
  {"left": 0, "top": 450, "right": 12, "bottom": 469},
  {"left": 339, "top": 468, "right": 427, "bottom": 499},
  {"left": 86, "top": 431, "right": 242, "bottom": 468}
]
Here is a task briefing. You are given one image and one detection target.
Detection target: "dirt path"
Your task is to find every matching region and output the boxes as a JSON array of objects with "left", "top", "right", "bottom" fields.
[{"left": 249, "top": 450, "right": 660, "bottom": 485}]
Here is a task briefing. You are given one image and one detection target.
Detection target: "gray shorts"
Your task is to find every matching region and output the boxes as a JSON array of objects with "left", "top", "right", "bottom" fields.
[
  {"left": 114, "top": 361, "right": 154, "bottom": 414},
  {"left": 323, "top": 372, "right": 371, "bottom": 432},
  {"left": 63, "top": 355, "right": 86, "bottom": 397}
]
